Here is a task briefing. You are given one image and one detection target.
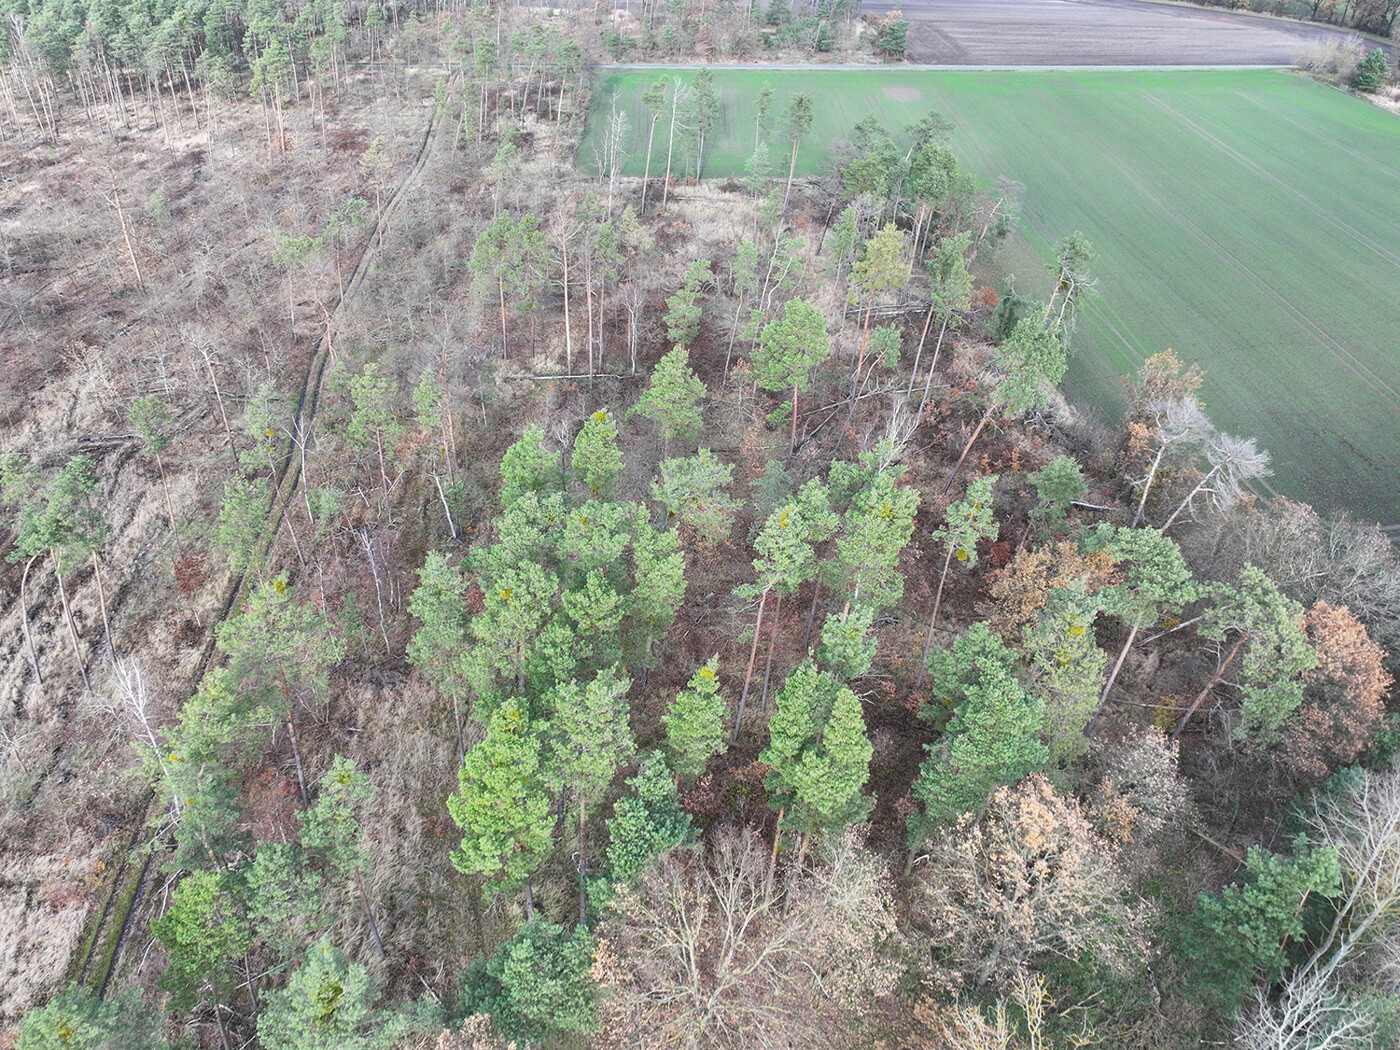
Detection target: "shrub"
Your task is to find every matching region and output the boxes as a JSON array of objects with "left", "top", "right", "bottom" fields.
[{"left": 1353, "top": 48, "right": 1389, "bottom": 92}]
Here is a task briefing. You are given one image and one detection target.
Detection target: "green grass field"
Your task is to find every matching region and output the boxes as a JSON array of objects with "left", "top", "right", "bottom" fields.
[{"left": 579, "top": 68, "right": 1400, "bottom": 527}]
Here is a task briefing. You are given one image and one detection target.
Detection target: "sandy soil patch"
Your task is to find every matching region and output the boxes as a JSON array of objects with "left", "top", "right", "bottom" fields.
[{"left": 883, "top": 85, "right": 922, "bottom": 101}]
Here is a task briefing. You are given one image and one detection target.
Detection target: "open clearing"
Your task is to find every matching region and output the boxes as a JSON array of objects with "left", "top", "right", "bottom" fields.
[{"left": 580, "top": 68, "right": 1400, "bottom": 525}]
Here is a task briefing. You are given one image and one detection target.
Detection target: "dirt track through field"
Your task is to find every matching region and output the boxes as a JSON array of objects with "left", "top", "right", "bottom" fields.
[{"left": 859, "top": 0, "right": 1397, "bottom": 66}]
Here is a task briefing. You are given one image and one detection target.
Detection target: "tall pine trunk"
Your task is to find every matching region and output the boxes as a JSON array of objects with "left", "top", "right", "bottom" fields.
[
  {"left": 1086, "top": 617, "right": 1144, "bottom": 735},
  {"left": 641, "top": 115, "right": 659, "bottom": 216},
  {"left": 733, "top": 586, "right": 770, "bottom": 742},
  {"left": 19, "top": 554, "right": 42, "bottom": 684},
  {"left": 759, "top": 593, "right": 783, "bottom": 711},
  {"left": 782, "top": 135, "right": 799, "bottom": 216},
  {"left": 942, "top": 403, "right": 995, "bottom": 495},
  {"left": 913, "top": 545, "right": 957, "bottom": 692},
  {"left": 1169, "top": 635, "right": 1248, "bottom": 741}
]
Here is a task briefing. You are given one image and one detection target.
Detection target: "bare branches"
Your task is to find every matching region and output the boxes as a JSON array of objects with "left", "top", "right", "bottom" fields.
[
  {"left": 1129, "top": 397, "right": 1211, "bottom": 528},
  {"left": 596, "top": 828, "right": 901, "bottom": 1050},
  {"left": 1234, "top": 972, "right": 1375, "bottom": 1050},
  {"left": 1160, "top": 429, "right": 1272, "bottom": 532},
  {"left": 1293, "top": 766, "right": 1400, "bottom": 988}
]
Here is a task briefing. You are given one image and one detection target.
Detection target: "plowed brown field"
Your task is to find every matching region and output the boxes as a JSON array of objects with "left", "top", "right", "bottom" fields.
[{"left": 859, "top": 0, "right": 1393, "bottom": 66}]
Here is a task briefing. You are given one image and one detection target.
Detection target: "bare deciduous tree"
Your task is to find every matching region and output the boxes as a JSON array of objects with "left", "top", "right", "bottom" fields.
[
  {"left": 910, "top": 775, "right": 1149, "bottom": 990},
  {"left": 595, "top": 827, "right": 902, "bottom": 1050},
  {"left": 1233, "top": 972, "right": 1375, "bottom": 1050},
  {"left": 594, "top": 93, "right": 632, "bottom": 218},
  {"left": 1159, "top": 429, "right": 1271, "bottom": 532},
  {"left": 1127, "top": 397, "right": 1211, "bottom": 528}
]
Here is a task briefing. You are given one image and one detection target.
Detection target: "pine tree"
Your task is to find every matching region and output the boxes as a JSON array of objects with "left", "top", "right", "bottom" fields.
[
  {"left": 915, "top": 474, "right": 1000, "bottom": 691},
  {"left": 911, "top": 231, "right": 974, "bottom": 408},
  {"left": 1026, "top": 578, "right": 1109, "bottom": 771},
  {"left": 848, "top": 223, "right": 907, "bottom": 392},
  {"left": 216, "top": 574, "right": 346, "bottom": 714},
  {"left": 690, "top": 67, "right": 719, "bottom": 179},
  {"left": 459, "top": 919, "right": 597, "bottom": 1046},
  {"left": 663, "top": 259, "right": 712, "bottom": 350},
  {"left": 606, "top": 752, "right": 693, "bottom": 882},
  {"left": 258, "top": 941, "right": 401, "bottom": 1050},
  {"left": 344, "top": 361, "right": 405, "bottom": 517},
  {"left": 630, "top": 346, "right": 706, "bottom": 456},
  {"left": 10, "top": 453, "right": 106, "bottom": 565},
  {"left": 832, "top": 467, "right": 919, "bottom": 611},
  {"left": 761, "top": 661, "right": 873, "bottom": 861},
  {"left": 572, "top": 408, "right": 624, "bottom": 498},
  {"left": 1178, "top": 565, "right": 1316, "bottom": 745},
  {"left": 470, "top": 213, "right": 547, "bottom": 358},
  {"left": 500, "top": 424, "right": 565, "bottom": 509},
  {"left": 780, "top": 92, "right": 814, "bottom": 215},
  {"left": 907, "top": 624, "right": 1047, "bottom": 870},
  {"left": 639, "top": 77, "right": 668, "bottom": 215},
  {"left": 153, "top": 667, "right": 255, "bottom": 871},
  {"left": 628, "top": 525, "right": 686, "bottom": 671},
  {"left": 407, "top": 552, "right": 470, "bottom": 761},
  {"left": 129, "top": 393, "right": 179, "bottom": 536},
  {"left": 448, "top": 699, "right": 552, "bottom": 916},
  {"left": 663, "top": 657, "right": 727, "bottom": 782},
  {"left": 943, "top": 313, "right": 1067, "bottom": 493},
  {"left": 733, "top": 481, "right": 838, "bottom": 737},
  {"left": 726, "top": 240, "right": 761, "bottom": 377},
  {"left": 754, "top": 81, "right": 775, "bottom": 148},
  {"left": 549, "top": 666, "right": 636, "bottom": 922},
  {"left": 246, "top": 840, "right": 325, "bottom": 964},
  {"left": 828, "top": 205, "right": 862, "bottom": 289},
  {"left": 651, "top": 449, "right": 739, "bottom": 545},
  {"left": 9, "top": 453, "right": 110, "bottom": 684},
  {"left": 1354, "top": 47, "right": 1390, "bottom": 92},
  {"left": 1028, "top": 455, "right": 1087, "bottom": 536},
  {"left": 562, "top": 569, "right": 627, "bottom": 672},
  {"left": 753, "top": 298, "right": 829, "bottom": 463},
  {"left": 472, "top": 489, "right": 568, "bottom": 586},
  {"left": 300, "top": 756, "right": 371, "bottom": 881},
  {"left": 1183, "top": 837, "right": 1342, "bottom": 1016},
  {"left": 152, "top": 870, "right": 250, "bottom": 1013},
  {"left": 818, "top": 604, "right": 877, "bottom": 682},
  {"left": 1081, "top": 523, "right": 1199, "bottom": 734},
  {"left": 465, "top": 559, "right": 561, "bottom": 700},
  {"left": 297, "top": 756, "right": 388, "bottom": 958},
  {"left": 17, "top": 985, "right": 172, "bottom": 1050}
]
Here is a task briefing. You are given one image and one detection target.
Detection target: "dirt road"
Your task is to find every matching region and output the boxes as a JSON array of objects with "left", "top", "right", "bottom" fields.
[{"left": 859, "top": 0, "right": 1391, "bottom": 65}]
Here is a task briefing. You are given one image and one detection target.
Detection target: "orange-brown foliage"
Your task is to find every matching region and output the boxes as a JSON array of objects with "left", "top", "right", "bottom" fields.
[
  {"left": 1279, "top": 601, "right": 1393, "bottom": 781},
  {"left": 988, "top": 541, "right": 1119, "bottom": 645}
]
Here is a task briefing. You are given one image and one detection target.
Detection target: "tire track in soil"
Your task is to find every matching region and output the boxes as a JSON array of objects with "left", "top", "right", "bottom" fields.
[
  {"left": 1231, "top": 87, "right": 1400, "bottom": 188},
  {"left": 934, "top": 89, "right": 1151, "bottom": 363},
  {"left": 1141, "top": 91, "right": 1400, "bottom": 271},
  {"left": 78, "top": 98, "right": 445, "bottom": 1000},
  {"left": 1030, "top": 85, "right": 1400, "bottom": 415}
]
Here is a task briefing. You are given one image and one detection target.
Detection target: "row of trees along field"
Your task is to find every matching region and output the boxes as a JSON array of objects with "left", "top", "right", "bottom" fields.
[
  {"left": 1185, "top": 0, "right": 1399, "bottom": 39},
  {"left": 0, "top": 0, "right": 896, "bottom": 143},
  {"left": 4, "top": 8, "right": 1400, "bottom": 1050}
]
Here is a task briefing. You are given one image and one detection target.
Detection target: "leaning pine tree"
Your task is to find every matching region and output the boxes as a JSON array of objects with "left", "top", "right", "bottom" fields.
[{"left": 914, "top": 474, "right": 1000, "bottom": 692}]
